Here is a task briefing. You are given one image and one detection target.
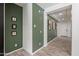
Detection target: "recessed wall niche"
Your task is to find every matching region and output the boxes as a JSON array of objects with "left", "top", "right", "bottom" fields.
[
  {"left": 11, "top": 31, "right": 17, "bottom": 36},
  {"left": 11, "top": 16, "right": 17, "bottom": 22},
  {"left": 12, "top": 24, "right": 17, "bottom": 29}
]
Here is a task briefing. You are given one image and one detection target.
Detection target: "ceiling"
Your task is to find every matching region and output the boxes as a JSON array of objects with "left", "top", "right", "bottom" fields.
[
  {"left": 15, "top": 3, "right": 25, "bottom": 7},
  {"left": 37, "top": 3, "right": 57, "bottom": 9},
  {"left": 16, "top": 3, "right": 57, "bottom": 9},
  {"left": 49, "top": 6, "right": 72, "bottom": 22}
]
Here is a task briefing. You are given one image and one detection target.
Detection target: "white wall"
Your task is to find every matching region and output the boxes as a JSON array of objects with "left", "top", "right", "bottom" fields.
[
  {"left": 57, "top": 22, "right": 67, "bottom": 36},
  {"left": 44, "top": 11, "right": 48, "bottom": 46},
  {"left": 72, "top": 4, "right": 79, "bottom": 56},
  {"left": 57, "top": 21, "right": 72, "bottom": 37},
  {"left": 67, "top": 21, "right": 72, "bottom": 37},
  {"left": 23, "top": 3, "right": 32, "bottom": 54}
]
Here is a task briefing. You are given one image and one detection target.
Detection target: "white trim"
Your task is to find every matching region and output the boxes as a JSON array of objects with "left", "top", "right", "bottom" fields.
[
  {"left": 4, "top": 3, "right": 5, "bottom": 56},
  {"left": 5, "top": 37, "right": 57, "bottom": 56},
  {"left": 32, "top": 45, "right": 45, "bottom": 55},
  {"left": 49, "top": 37, "right": 57, "bottom": 43},
  {"left": 44, "top": 11, "right": 48, "bottom": 47},
  {"left": 45, "top": 37, "right": 57, "bottom": 47},
  {"left": 5, "top": 47, "right": 23, "bottom": 56}
]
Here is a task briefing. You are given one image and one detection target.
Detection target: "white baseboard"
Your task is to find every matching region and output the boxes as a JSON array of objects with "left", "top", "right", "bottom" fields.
[
  {"left": 32, "top": 37, "right": 57, "bottom": 55},
  {"left": 23, "top": 48, "right": 32, "bottom": 55},
  {"left": 32, "top": 45, "right": 45, "bottom": 55},
  {"left": 5, "top": 47, "right": 23, "bottom": 56},
  {"left": 47, "top": 37, "right": 57, "bottom": 45}
]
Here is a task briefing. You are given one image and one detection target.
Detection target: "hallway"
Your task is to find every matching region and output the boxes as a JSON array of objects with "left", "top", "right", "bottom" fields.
[{"left": 7, "top": 36, "right": 71, "bottom": 56}]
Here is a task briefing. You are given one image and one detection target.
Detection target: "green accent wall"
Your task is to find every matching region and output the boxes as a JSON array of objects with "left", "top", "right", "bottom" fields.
[
  {"left": 5, "top": 3, "right": 23, "bottom": 53},
  {"left": 32, "top": 3, "right": 44, "bottom": 52},
  {"left": 47, "top": 15, "right": 57, "bottom": 42}
]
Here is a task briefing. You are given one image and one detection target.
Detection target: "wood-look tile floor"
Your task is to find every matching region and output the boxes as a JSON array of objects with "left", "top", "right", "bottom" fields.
[{"left": 6, "top": 36, "right": 71, "bottom": 56}]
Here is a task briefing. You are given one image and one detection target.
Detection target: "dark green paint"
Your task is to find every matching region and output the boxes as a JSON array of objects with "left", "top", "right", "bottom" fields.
[
  {"left": 32, "top": 3, "right": 44, "bottom": 52},
  {"left": 5, "top": 3, "right": 23, "bottom": 53},
  {"left": 47, "top": 15, "right": 57, "bottom": 42}
]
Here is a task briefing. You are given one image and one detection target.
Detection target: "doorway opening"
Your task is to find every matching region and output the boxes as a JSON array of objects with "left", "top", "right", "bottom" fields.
[{"left": 47, "top": 5, "right": 72, "bottom": 56}]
